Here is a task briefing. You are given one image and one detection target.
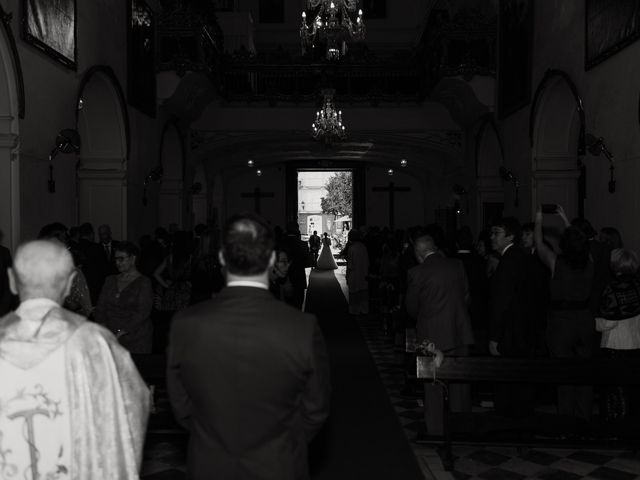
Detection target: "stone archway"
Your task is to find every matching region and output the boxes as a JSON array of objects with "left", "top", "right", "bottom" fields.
[
  {"left": 530, "top": 69, "right": 583, "bottom": 220},
  {"left": 0, "top": 8, "right": 21, "bottom": 250},
  {"left": 76, "top": 66, "right": 129, "bottom": 240}
]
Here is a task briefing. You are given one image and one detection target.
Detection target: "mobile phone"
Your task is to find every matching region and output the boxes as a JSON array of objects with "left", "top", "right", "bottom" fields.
[{"left": 541, "top": 203, "right": 558, "bottom": 214}]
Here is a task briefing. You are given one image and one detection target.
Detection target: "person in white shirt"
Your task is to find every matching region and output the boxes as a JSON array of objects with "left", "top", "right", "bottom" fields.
[{"left": 0, "top": 239, "right": 149, "bottom": 479}]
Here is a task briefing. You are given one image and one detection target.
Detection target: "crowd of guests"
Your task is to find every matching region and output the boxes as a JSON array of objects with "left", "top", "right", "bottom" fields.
[
  {"left": 350, "top": 206, "right": 639, "bottom": 433},
  {"left": 0, "top": 213, "right": 331, "bottom": 479},
  {"left": 1, "top": 206, "right": 638, "bottom": 476}
]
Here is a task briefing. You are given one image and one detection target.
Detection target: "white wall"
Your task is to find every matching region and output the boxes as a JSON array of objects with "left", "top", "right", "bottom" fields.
[
  {"left": 499, "top": 2, "right": 640, "bottom": 251},
  {"left": 0, "top": 0, "right": 164, "bottom": 244}
]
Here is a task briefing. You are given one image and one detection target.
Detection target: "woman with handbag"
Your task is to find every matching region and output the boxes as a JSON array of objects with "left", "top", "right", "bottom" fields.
[{"left": 595, "top": 248, "right": 640, "bottom": 421}]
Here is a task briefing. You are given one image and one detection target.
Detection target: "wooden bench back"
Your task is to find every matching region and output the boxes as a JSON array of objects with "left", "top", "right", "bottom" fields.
[{"left": 418, "top": 356, "right": 640, "bottom": 385}]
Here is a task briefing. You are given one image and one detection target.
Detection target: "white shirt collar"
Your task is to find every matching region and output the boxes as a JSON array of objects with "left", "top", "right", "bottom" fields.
[
  {"left": 227, "top": 280, "right": 268, "bottom": 290},
  {"left": 500, "top": 243, "right": 514, "bottom": 256}
]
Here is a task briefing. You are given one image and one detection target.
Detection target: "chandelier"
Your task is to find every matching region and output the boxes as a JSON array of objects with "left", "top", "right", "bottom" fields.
[
  {"left": 300, "top": 0, "right": 365, "bottom": 60},
  {"left": 312, "top": 89, "right": 346, "bottom": 145}
]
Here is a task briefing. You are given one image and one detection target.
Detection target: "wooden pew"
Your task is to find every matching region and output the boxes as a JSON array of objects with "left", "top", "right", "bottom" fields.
[{"left": 416, "top": 355, "right": 640, "bottom": 470}]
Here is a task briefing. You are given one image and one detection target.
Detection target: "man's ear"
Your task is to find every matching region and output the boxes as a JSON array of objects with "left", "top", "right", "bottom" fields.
[
  {"left": 268, "top": 250, "right": 276, "bottom": 268},
  {"left": 218, "top": 250, "right": 226, "bottom": 267},
  {"left": 63, "top": 270, "right": 77, "bottom": 299},
  {"left": 7, "top": 268, "right": 17, "bottom": 296}
]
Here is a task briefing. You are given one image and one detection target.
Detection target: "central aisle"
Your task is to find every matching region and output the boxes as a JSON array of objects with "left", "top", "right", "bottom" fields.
[{"left": 305, "top": 269, "right": 424, "bottom": 480}]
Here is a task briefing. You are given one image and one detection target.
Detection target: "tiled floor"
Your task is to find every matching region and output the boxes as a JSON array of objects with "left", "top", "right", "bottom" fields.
[{"left": 359, "top": 316, "right": 640, "bottom": 480}]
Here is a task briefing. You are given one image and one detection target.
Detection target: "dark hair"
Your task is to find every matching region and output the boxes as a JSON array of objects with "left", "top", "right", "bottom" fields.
[
  {"left": 522, "top": 222, "right": 534, "bottom": 233},
  {"left": 425, "top": 224, "right": 446, "bottom": 250},
  {"left": 559, "top": 226, "right": 590, "bottom": 269},
  {"left": 570, "top": 217, "right": 597, "bottom": 239},
  {"left": 38, "top": 222, "right": 68, "bottom": 241},
  {"left": 492, "top": 217, "right": 522, "bottom": 245},
  {"left": 222, "top": 213, "right": 274, "bottom": 275},
  {"left": 455, "top": 226, "right": 474, "bottom": 250},
  {"left": 115, "top": 241, "right": 140, "bottom": 258},
  {"left": 78, "top": 222, "right": 94, "bottom": 237},
  {"left": 600, "top": 227, "right": 623, "bottom": 250}
]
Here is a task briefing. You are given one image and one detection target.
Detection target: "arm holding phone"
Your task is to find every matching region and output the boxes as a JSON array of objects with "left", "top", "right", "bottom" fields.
[{"left": 535, "top": 206, "right": 558, "bottom": 277}]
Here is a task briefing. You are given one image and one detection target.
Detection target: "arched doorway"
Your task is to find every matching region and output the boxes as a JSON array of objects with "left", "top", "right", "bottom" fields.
[
  {"left": 0, "top": 7, "right": 21, "bottom": 250},
  {"left": 530, "top": 70, "right": 583, "bottom": 222},
  {"left": 76, "top": 66, "right": 129, "bottom": 240}
]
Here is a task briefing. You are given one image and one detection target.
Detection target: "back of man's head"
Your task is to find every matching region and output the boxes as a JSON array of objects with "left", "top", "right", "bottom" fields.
[
  {"left": 11, "top": 240, "right": 75, "bottom": 302},
  {"left": 222, "top": 213, "right": 274, "bottom": 275},
  {"left": 455, "top": 225, "right": 475, "bottom": 251},
  {"left": 78, "top": 222, "right": 94, "bottom": 240},
  {"left": 414, "top": 234, "right": 437, "bottom": 259}
]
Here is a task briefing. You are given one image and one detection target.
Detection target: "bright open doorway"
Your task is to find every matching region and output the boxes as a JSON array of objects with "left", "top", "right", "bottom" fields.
[{"left": 297, "top": 170, "right": 352, "bottom": 251}]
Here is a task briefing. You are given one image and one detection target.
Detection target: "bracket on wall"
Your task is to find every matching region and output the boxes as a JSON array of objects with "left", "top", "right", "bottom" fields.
[
  {"left": 142, "top": 165, "right": 163, "bottom": 206},
  {"left": 48, "top": 129, "right": 80, "bottom": 193},
  {"left": 499, "top": 166, "right": 519, "bottom": 207},
  {"left": 585, "top": 134, "right": 615, "bottom": 193}
]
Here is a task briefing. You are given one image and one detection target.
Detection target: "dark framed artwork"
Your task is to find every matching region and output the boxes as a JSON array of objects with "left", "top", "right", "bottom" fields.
[
  {"left": 362, "top": 0, "right": 386, "bottom": 19},
  {"left": 585, "top": 0, "right": 640, "bottom": 70},
  {"left": 259, "top": 0, "right": 284, "bottom": 24},
  {"left": 497, "top": 0, "right": 532, "bottom": 119},
  {"left": 128, "top": 0, "right": 156, "bottom": 117},
  {"left": 22, "top": 0, "right": 77, "bottom": 70}
]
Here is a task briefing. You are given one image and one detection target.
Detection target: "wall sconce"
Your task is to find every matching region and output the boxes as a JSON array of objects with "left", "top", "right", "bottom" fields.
[
  {"left": 142, "top": 165, "right": 163, "bottom": 206},
  {"left": 400, "top": 159, "right": 407, "bottom": 167},
  {"left": 452, "top": 184, "right": 469, "bottom": 214},
  {"left": 48, "top": 129, "right": 81, "bottom": 193},
  {"left": 585, "top": 133, "right": 615, "bottom": 193},
  {"left": 387, "top": 168, "right": 394, "bottom": 176},
  {"left": 499, "top": 166, "right": 519, "bottom": 207}
]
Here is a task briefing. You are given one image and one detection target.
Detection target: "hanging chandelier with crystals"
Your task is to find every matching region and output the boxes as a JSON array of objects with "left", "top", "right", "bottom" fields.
[
  {"left": 312, "top": 89, "right": 346, "bottom": 145},
  {"left": 300, "top": 0, "right": 365, "bottom": 60}
]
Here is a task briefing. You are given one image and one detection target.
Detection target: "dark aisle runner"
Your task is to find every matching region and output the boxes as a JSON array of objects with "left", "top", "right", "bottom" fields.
[{"left": 305, "top": 269, "right": 424, "bottom": 480}]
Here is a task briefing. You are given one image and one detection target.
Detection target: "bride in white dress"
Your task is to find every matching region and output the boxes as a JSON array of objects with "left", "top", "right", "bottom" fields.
[{"left": 316, "top": 233, "right": 338, "bottom": 270}]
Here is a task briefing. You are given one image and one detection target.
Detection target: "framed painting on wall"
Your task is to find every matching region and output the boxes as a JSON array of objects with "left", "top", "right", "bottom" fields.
[
  {"left": 497, "top": 0, "right": 532, "bottom": 119},
  {"left": 585, "top": 0, "right": 640, "bottom": 70},
  {"left": 128, "top": 0, "right": 156, "bottom": 117},
  {"left": 22, "top": 0, "right": 77, "bottom": 70}
]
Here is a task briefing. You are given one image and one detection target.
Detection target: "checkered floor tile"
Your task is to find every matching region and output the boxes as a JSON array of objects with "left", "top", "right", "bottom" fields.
[{"left": 357, "top": 314, "right": 640, "bottom": 480}]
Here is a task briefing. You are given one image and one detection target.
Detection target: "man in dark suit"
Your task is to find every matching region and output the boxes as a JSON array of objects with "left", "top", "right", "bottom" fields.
[
  {"left": 308, "top": 230, "right": 321, "bottom": 267},
  {"left": 453, "top": 226, "right": 489, "bottom": 354},
  {"left": 406, "top": 226, "right": 474, "bottom": 437},
  {"left": 281, "top": 222, "right": 310, "bottom": 309},
  {"left": 489, "top": 217, "right": 536, "bottom": 416},
  {"left": 77, "top": 222, "right": 109, "bottom": 304},
  {"left": 98, "top": 224, "right": 119, "bottom": 275},
  {"left": 167, "top": 213, "right": 331, "bottom": 480}
]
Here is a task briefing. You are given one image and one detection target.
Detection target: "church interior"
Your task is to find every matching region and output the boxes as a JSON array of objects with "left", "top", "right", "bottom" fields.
[{"left": 2, "top": 0, "right": 640, "bottom": 478}]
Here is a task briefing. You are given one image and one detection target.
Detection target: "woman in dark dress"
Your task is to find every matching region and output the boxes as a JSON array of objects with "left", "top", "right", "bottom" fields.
[
  {"left": 95, "top": 241, "right": 154, "bottom": 353},
  {"left": 535, "top": 205, "right": 594, "bottom": 420}
]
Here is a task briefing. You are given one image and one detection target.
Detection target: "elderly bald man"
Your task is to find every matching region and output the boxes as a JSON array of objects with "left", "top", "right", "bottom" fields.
[{"left": 0, "top": 240, "right": 150, "bottom": 479}]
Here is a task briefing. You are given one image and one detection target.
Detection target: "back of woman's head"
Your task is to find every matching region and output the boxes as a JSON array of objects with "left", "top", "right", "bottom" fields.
[
  {"left": 600, "top": 227, "right": 623, "bottom": 250},
  {"left": 610, "top": 248, "right": 639, "bottom": 276},
  {"left": 559, "top": 226, "right": 590, "bottom": 269}
]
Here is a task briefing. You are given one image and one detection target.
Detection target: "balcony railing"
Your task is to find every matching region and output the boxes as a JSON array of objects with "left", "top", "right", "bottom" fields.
[{"left": 219, "top": 62, "right": 428, "bottom": 105}]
